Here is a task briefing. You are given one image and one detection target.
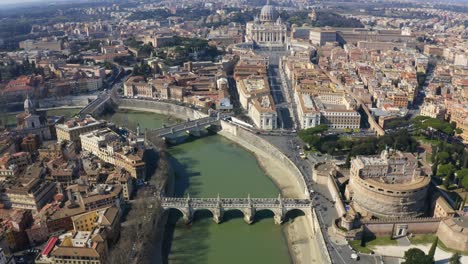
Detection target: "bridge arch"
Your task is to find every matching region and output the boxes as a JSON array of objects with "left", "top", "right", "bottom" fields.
[
  {"left": 192, "top": 208, "right": 215, "bottom": 221},
  {"left": 255, "top": 209, "right": 277, "bottom": 223},
  {"left": 222, "top": 209, "right": 246, "bottom": 222},
  {"left": 284, "top": 208, "right": 306, "bottom": 223},
  {"left": 162, "top": 207, "right": 187, "bottom": 222}
]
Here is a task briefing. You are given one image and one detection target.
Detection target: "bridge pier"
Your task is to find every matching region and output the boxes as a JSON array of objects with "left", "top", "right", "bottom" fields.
[
  {"left": 274, "top": 212, "right": 285, "bottom": 225},
  {"left": 179, "top": 208, "right": 193, "bottom": 224},
  {"left": 212, "top": 207, "right": 224, "bottom": 224},
  {"left": 243, "top": 208, "right": 255, "bottom": 224},
  {"left": 183, "top": 214, "right": 193, "bottom": 224},
  {"left": 187, "top": 128, "right": 202, "bottom": 137},
  {"left": 163, "top": 135, "right": 178, "bottom": 144}
]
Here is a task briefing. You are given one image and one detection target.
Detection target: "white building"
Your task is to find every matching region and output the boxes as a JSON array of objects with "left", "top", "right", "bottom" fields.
[
  {"left": 248, "top": 95, "right": 277, "bottom": 130},
  {"left": 296, "top": 92, "right": 361, "bottom": 129},
  {"left": 236, "top": 75, "right": 270, "bottom": 111},
  {"left": 296, "top": 92, "right": 321, "bottom": 129},
  {"left": 245, "top": 0, "right": 287, "bottom": 49}
]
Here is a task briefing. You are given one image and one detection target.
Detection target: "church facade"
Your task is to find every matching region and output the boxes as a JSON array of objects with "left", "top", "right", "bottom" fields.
[
  {"left": 246, "top": 0, "right": 287, "bottom": 49},
  {"left": 16, "top": 96, "right": 52, "bottom": 141}
]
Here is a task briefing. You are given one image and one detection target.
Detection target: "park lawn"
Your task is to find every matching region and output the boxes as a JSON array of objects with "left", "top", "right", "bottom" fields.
[
  {"left": 349, "top": 240, "right": 373, "bottom": 254},
  {"left": 349, "top": 236, "right": 397, "bottom": 254},
  {"left": 409, "top": 234, "right": 437, "bottom": 245},
  {"left": 413, "top": 135, "right": 441, "bottom": 145},
  {"left": 0, "top": 112, "right": 19, "bottom": 127},
  {"left": 366, "top": 236, "right": 398, "bottom": 247}
]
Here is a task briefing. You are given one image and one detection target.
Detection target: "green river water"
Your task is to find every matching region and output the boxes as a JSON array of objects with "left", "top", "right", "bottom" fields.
[{"left": 8, "top": 108, "right": 293, "bottom": 264}]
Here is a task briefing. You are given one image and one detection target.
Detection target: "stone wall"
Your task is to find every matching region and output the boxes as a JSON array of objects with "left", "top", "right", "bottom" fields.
[
  {"left": 437, "top": 218, "right": 468, "bottom": 252},
  {"left": 219, "top": 120, "right": 307, "bottom": 197},
  {"left": 117, "top": 98, "right": 208, "bottom": 121},
  {"left": 39, "top": 95, "right": 96, "bottom": 109},
  {"left": 311, "top": 209, "right": 332, "bottom": 264},
  {"left": 312, "top": 162, "right": 346, "bottom": 218},
  {"left": 2, "top": 95, "right": 95, "bottom": 113},
  {"left": 327, "top": 174, "right": 347, "bottom": 217},
  {"left": 362, "top": 217, "right": 441, "bottom": 237}
]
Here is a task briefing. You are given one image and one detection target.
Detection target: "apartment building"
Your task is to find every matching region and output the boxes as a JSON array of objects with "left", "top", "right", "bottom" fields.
[
  {"left": 80, "top": 128, "right": 146, "bottom": 179},
  {"left": 56, "top": 116, "right": 105, "bottom": 147},
  {"left": 248, "top": 95, "right": 277, "bottom": 130}
]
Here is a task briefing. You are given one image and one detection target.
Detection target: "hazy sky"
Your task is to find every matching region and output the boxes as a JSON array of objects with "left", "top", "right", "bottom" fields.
[{"left": 0, "top": 0, "right": 72, "bottom": 7}]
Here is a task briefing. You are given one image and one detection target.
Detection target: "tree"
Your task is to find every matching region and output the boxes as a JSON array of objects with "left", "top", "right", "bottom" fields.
[
  {"left": 428, "top": 237, "right": 438, "bottom": 261},
  {"left": 460, "top": 172, "right": 468, "bottom": 190},
  {"left": 436, "top": 152, "right": 450, "bottom": 164},
  {"left": 345, "top": 153, "right": 351, "bottom": 168},
  {"left": 299, "top": 124, "right": 328, "bottom": 136},
  {"left": 402, "top": 248, "right": 433, "bottom": 264},
  {"left": 456, "top": 168, "right": 468, "bottom": 180},
  {"left": 437, "top": 164, "right": 456, "bottom": 179},
  {"left": 449, "top": 252, "right": 461, "bottom": 264}
]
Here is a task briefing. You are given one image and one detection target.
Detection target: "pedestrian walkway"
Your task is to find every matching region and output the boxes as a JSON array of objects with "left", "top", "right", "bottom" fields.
[
  {"left": 327, "top": 226, "right": 348, "bottom": 246},
  {"left": 396, "top": 236, "right": 411, "bottom": 247}
]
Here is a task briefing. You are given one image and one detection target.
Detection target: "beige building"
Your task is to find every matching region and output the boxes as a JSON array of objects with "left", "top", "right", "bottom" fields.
[
  {"left": 236, "top": 75, "right": 271, "bottom": 111},
  {"left": 36, "top": 225, "right": 112, "bottom": 264},
  {"left": 420, "top": 101, "right": 446, "bottom": 120},
  {"left": 296, "top": 92, "right": 360, "bottom": 129},
  {"left": 345, "top": 150, "right": 431, "bottom": 218},
  {"left": 80, "top": 128, "right": 146, "bottom": 179},
  {"left": 0, "top": 152, "right": 32, "bottom": 178},
  {"left": 106, "top": 172, "right": 134, "bottom": 201},
  {"left": 318, "top": 94, "right": 361, "bottom": 129},
  {"left": 309, "top": 29, "right": 337, "bottom": 46},
  {"left": 3, "top": 176, "right": 57, "bottom": 212},
  {"left": 296, "top": 93, "right": 321, "bottom": 129},
  {"left": 236, "top": 74, "right": 278, "bottom": 130},
  {"left": 248, "top": 95, "right": 277, "bottom": 130},
  {"left": 124, "top": 76, "right": 154, "bottom": 98},
  {"left": 56, "top": 116, "right": 104, "bottom": 147}
]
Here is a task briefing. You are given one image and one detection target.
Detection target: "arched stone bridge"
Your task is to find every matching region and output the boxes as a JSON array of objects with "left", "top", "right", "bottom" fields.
[
  {"left": 161, "top": 194, "right": 311, "bottom": 225},
  {"left": 149, "top": 116, "right": 220, "bottom": 139}
]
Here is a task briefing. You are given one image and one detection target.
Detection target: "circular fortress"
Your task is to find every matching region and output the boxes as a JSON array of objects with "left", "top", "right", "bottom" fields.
[{"left": 345, "top": 150, "right": 431, "bottom": 218}]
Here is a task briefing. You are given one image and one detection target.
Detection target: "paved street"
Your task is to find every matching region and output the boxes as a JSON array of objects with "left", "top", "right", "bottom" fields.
[{"left": 256, "top": 49, "right": 297, "bottom": 130}]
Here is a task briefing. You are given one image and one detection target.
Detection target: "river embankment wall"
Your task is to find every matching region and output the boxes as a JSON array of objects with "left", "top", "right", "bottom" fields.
[
  {"left": 117, "top": 99, "right": 208, "bottom": 121},
  {"left": 1, "top": 95, "right": 95, "bottom": 114}
]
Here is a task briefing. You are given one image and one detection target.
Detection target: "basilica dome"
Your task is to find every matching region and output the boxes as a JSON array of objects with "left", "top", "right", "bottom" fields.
[{"left": 260, "top": 0, "right": 278, "bottom": 23}]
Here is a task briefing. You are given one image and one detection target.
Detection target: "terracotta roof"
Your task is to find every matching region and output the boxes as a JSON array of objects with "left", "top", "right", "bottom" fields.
[{"left": 52, "top": 246, "right": 100, "bottom": 258}]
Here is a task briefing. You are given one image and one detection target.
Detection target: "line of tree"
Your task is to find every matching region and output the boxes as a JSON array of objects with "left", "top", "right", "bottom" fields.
[
  {"left": 299, "top": 128, "right": 418, "bottom": 163},
  {"left": 107, "top": 139, "right": 171, "bottom": 263},
  {"left": 286, "top": 10, "right": 364, "bottom": 28},
  {"left": 0, "top": 59, "right": 43, "bottom": 82},
  {"left": 431, "top": 140, "right": 468, "bottom": 188}
]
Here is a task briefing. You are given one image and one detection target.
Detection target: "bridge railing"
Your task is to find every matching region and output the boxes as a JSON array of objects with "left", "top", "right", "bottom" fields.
[{"left": 161, "top": 198, "right": 312, "bottom": 209}]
